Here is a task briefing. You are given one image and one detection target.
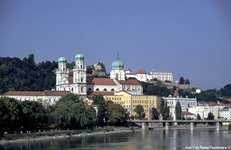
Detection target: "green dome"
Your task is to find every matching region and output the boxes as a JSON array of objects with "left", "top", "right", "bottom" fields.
[
  {"left": 58, "top": 56, "right": 67, "bottom": 63},
  {"left": 75, "top": 53, "right": 84, "bottom": 60},
  {"left": 112, "top": 58, "right": 124, "bottom": 70}
]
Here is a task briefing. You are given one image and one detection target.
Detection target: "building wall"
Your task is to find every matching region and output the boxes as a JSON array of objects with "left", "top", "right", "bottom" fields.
[
  {"left": 163, "top": 96, "right": 197, "bottom": 120},
  {"left": 219, "top": 108, "right": 231, "bottom": 120},
  {"left": 104, "top": 91, "right": 161, "bottom": 120}
]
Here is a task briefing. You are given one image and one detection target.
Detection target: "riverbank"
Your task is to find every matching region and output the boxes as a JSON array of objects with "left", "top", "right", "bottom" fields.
[{"left": 0, "top": 126, "right": 141, "bottom": 145}]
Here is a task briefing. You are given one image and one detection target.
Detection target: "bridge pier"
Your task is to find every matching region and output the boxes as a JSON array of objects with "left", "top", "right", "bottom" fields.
[
  {"left": 142, "top": 122, "right": 148, "bottom": 130},
  {"left": 165, "top": 122, "right": 169, "bottom": 130},
  {"left": 216, "top": 122, "right": 222, "bottom": 131},
  {"left": 190, "top": 122, "right": 195, "bottom": 131}
]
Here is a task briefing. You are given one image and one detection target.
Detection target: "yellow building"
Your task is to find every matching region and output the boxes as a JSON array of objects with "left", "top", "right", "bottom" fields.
[{"left": 103, "top": 91, "right": 161, "bottom": 120}]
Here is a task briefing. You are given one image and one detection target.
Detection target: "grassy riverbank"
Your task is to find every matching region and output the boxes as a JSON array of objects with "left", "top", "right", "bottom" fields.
[{"left": 0, "top": 126, "right": 138, "bottom": 145}]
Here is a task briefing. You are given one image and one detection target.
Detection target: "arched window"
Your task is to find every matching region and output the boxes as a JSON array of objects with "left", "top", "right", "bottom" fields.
[
  {"left": 104, "top": 88, "right": 107, "bottom": 91},
  {"left": 96, "top": 88, "right": 99, "bottom": 91},
  {"left": 81, "top": 86, "right": 84, "bottom": 93},
  {"left": 88, "top": 88, "right": 92, "bottom": 91},
  {"left": 111, "top": 88, "right": 114, "bottom": 91}
]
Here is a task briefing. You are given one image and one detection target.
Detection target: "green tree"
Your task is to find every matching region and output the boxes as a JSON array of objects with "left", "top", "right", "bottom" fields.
[
  {"left": 197, "top": 113, "right": 201, "bottom": 120},
  {"left": 1, "top": 97, "right": 23, "bottom": 133},
  {"left": 51, "top": 94, "right": 96, "bottom": 129},
  {"left": 185, "top": 79, "right": 190, "bottom": 84},
  {"left": 0, "top": 99, "right": 8, "bottom": 133},
  {"left": 207, "top": 112, "right": 214, "bottom": 120},
  {"left": 179, "top": 77, "right": 185, "bottom": 84},
  {"left": 159, "top": 99, "right": 170, "bottom": 120},
  {"left": 92, "top": 95, "right": 108, "bottom": 125},
  {"left": 175, "top": 101, "right": 182, "bottom": 120},
  {"left": 134, "top": 105, "right": 145, "bottom": 120},
  {"left": 150, "top": 107, "right": 159, "bottom": 120},
  {"left": 107, "top": 103, "right": 129, "bottom": 125},
  {"left": 21, "top": 101, "right": 48, "bottom": 131}
]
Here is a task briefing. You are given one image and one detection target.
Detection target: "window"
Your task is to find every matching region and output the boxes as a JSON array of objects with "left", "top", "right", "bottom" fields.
[
  {"left": 88, "top": 88, "right": 92, "bottom": 91},
  {"left": 81, "top": 86, "right": 84, "bottom": 92},
  {"left": 111, "top": 88, "right": 114, "bottom": 91},
  {"left": 104, "top": 88, "right": 107, "bottom": 91},
  {"left": 96, "top": 88, "right": 99, "bottom": 91}
]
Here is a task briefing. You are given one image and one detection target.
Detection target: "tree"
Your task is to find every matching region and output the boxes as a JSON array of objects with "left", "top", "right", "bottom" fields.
[
  {"left": 185, "top": 79, "right": 190, "bottom": 84},
  {"left": 107, "top": 103, "right": 129, "bottom": 125},
  {"left": 0, "top": 97, "right": 23, "bottom": 133},
  {"left": 197, "top": 113, "right": 201, "bottom": 120},
  {"left": 179, "top": 77, "right": 185, "bottom": 84},
  {"left": 150, "top": 107, "right": 159, "bottom": 120},
  {"left": 159, "top": 99, "right": 170, "bottom": 120},
  {"left": 175, "top": 101, "right": 182, "bottom": 120},
  {"left": 92, "top": 95, "right": 108, "bottom": 125},
  {"left": 207, "top": 112, "right": 214, "bottom": 125},
  {"left": 207, "top": 112, "right": 214, "bottom": 120},
  {"left": 134, "top": 105, "right": 145, "bottom": 120},
  {"left": 21, "top": 101, "right": 48, "bottom": 131},
  {"left": 51, "top": 94, "right": 97, "bottom": 129}
]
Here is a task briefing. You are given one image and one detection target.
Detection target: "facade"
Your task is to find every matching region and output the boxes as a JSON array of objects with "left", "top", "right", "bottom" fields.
[
  {"left": 163, "top": 90, "right": 197, "bottom": 120},
  {"left": 219, "top": 107, "right": 231, "bottom": 120},
  {"left": 2, "top": 91, "right": 70, "bottom": 107},
  {"left": 55, "top": 53, "right": 143, "bottom": 98},
  {"left": 125, "top": 68, "right": 173, "bottom": 82},
  {"left": 55, "top": 53, "right": 87, "bottom": 99},
  {"left": 103, "top": 91, "right": 161, "bottom": 120},
  {"left": 188, "top": 106, "right": 212, "bottom": 120}
]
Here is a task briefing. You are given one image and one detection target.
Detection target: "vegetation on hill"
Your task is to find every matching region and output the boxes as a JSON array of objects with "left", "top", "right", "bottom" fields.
[
  {"left": 193, "top": 85, "right": 231, "bottom": 104},
  {"left": 0, "top": 54, "right": 57, "bottom": 94}
]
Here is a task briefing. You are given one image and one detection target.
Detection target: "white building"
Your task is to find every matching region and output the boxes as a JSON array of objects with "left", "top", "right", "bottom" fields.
[
  {"left": 188, "top": 106, "right": 212, "bottom": 120},
  {"left": 2, "top": 91, "right": 70, "bottom": 107},
  {"left": 219, "top": 107, "right": 231, "bottom": 120},
  {"left": 125, "top": 68, "right": 173, "bottom": 82},
  {"left": 163, "top": 90, "right": 197, "bottom": 120},
  {"left": 55, "top": 53, "right": 143, "bottom": 98}
]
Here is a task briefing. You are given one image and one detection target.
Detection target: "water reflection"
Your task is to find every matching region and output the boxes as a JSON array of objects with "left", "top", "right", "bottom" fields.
[{"left": 1, "top": 129, "right": 231, "bottom": 150}]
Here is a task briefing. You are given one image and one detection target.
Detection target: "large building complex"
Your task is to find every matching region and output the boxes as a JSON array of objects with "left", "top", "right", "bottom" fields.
[
  {"left": 2, "top": 91, "right": 70, "bottom": 107},
  {"left": 55, "top": 53, "right": 143, "bottom": 98},
  {"left": 125, "top": 68, "right": 173, "bottom": 82}
]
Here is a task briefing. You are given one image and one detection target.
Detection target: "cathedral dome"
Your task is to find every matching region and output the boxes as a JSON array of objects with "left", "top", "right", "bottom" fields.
[
  {"left": 112, "top": 58, "right": 124, "bottom": 70},
  {"left": 58, "top": 56, "right": 67, "bottom": 63},
  {"left": 75, "top": 53, "right": 84, "bottom": 60}
]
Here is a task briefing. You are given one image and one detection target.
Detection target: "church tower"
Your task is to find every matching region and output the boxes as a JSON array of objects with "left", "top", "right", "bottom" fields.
[
  {"left": 110, "top": 56, "right": 125, "bottom": 80},
  {"left": 56, "top": 56, "right": 70, "bottom": 91},
  {"left": 72, "top": 53, "right": 87, "bottom": 97}
]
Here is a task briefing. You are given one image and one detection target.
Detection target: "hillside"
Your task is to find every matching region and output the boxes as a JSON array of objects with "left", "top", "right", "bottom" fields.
[{"left": 0, "top": 54, "right": 57, "bottom": 94}]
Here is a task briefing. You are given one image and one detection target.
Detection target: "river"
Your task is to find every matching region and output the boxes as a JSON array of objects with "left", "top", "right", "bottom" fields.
[{"left": 1, "top": 128, "right": 231, "bottom": 150}]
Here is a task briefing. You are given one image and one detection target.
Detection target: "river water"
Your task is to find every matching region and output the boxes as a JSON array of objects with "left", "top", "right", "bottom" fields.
[{"left": 1, "top": 128, "right": 231, "bottom": 150}]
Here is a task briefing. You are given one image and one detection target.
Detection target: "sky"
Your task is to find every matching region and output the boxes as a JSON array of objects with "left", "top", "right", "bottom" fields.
[{"left": 0, "top": 0, "right": 231, "bottom": 90}]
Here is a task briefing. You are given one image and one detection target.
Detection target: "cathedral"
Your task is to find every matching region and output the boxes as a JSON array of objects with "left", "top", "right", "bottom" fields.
[{"left": 55, "top": 53, "right": 143, "bottom": 99}]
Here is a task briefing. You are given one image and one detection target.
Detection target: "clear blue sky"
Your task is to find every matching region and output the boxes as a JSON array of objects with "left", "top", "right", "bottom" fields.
[{"left": 1, "top": 0, "right": 231, "bottom": 90}]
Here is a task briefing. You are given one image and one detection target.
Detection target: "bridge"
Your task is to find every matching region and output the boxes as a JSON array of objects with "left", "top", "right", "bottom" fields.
[{"left": 130, "top": 120, "right": 231, "bottom": 131}]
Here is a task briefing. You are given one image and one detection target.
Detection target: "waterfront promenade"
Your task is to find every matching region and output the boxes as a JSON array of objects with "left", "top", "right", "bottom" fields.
[{"left": 131, "top": 120, "right": 231, "bottom": 131}]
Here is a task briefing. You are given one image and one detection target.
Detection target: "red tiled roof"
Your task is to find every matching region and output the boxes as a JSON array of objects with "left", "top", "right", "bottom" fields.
[
  {"left": 118, "top": 79, "right": 141, "bottom": 85},
  {"left": 126, "top": 73, "right": 137, "bottom": 75},
  {"left": 44, "top": 91, "right": 71, "bottom": 96},
  {"left": 87, "top": 78, "right": 116, "bottom": 85},
  {"left": 137, "top": 70, "right": 146, "bottom": 74},
  {"left": 3, "top": 91, "right": 70, "bottom": 96},
  {"left": 87, "top": 91, "right": 114, "bottom": 96},
  {"left": 182, "top": 111, "right": 196, "bottom": 116},
  {"left": 3, "top": 91, "right": 45, "bottom": 96}
]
